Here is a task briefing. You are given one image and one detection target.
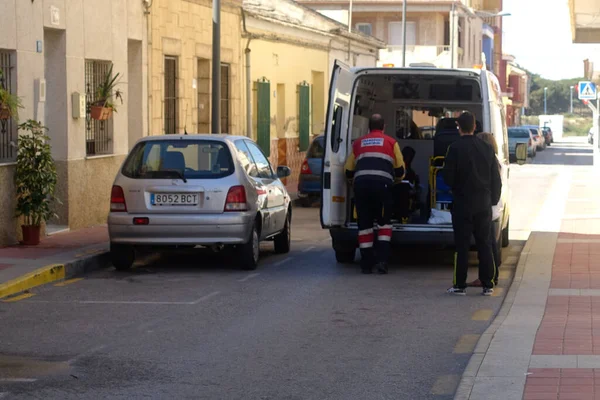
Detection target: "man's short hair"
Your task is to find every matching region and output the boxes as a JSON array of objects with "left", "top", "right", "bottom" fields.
[
  {"left": 369, "top": 114, "right": 385, "bottom": 131},
  {"left": 456, "top": 112, "right": 475, "bottom": 134}
]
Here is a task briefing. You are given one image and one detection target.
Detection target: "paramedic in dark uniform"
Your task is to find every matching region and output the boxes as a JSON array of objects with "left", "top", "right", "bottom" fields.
[
  {"left": 442, "top": 112, "right": 501, "bottom": 296},
  {"left": 345, "top": 114, "right": 405, "bottom": 275}
]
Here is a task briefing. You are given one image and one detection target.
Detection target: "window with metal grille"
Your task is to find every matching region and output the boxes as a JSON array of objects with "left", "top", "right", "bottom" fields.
[
  {"left": 0, "top": 51, "right": 17, "bottom": 163},
  {"left": 164, "top": 56, "right": 178, "bottom": 134},
  {"left": 221, "top": 63, "right": 230, "bottom": 134},
  {"left": 298, "top": 82, "right": 310, "bottom": 152},
  {"left": 85, "top": 60, "right": 114, "bottom": 156},
  {"left": 356, "top": 23, "right": 372, "bottom": 36}
]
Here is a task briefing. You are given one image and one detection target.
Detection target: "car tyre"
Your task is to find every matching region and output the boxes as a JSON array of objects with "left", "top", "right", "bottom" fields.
[
  {"left": 274, "top": 212, "right": 291, "bottom": 254},
  {"left": 335, "top": 248, "right": 356, "bottom": 264},
  {"left": 239, "top": 223, "right": 260, "bottom": 271},
  {"left": 502, "top": 219, "right": 510, "bottom": 248},
  {"left": 111, "top": 243, "right": 135, "bottom": 271}
]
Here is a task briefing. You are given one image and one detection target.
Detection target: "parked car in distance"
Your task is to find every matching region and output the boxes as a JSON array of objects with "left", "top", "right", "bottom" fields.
[
  {"left": 420, "top": 126, "right": 435, "bottom": 139},
  {"left": 541, "top": 126, "right": 553, "bottom": 145},
  {"left": 508, "top": 127, "right": 535, "bottom": 160},
  {"left": 298, "top": 135, "right": 324, "bottom": 207},
  {"left": 522, "top": 125, "right": 546, "bottom": 151},
  {"left": 108, "top": 134, "right": 293, "bottom": 271}
]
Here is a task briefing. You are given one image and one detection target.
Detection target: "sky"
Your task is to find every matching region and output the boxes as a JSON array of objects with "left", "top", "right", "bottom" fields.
[{"left": 502, "top": 0, "right": 600, "bottom": 80}]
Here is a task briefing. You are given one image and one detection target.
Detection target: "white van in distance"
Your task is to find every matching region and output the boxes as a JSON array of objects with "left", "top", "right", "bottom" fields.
[{"left": 320, "top": 61, "right": 514, "bottom": 264}]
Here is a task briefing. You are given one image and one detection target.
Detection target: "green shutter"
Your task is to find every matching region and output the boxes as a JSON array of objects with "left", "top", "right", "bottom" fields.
[
  {"left": 256, "top": 79, "right": 271, "bottom": 156},
  {"left": 298, "top": 83, "right": 310, "bottom": 152}
]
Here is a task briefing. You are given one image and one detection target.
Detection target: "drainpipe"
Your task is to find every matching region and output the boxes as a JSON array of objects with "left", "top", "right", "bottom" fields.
[
  {"left": 242, "top": 8, "right": 252, "bottom": 138},
  {"left": 144, "top": 0, "right": 153, "bottom": 138},
  {"left": 245, "top": 41, "right": 252, "bottom": 138},
  {"left": 450, "top": 2, "right": 455, "bottom": 68}
]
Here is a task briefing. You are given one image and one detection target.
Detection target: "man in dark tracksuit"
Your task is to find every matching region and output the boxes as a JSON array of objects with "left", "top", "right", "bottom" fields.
[
  {"left": 345, "top": 114, "right": 405, "bottom": 275},
  {"left": 443, "top": 112, "right": 501, "bottom": 296}
]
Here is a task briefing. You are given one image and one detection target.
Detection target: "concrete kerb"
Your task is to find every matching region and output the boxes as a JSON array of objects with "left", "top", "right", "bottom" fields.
[
  {"left": 0, "top": 251, "right": 110, "bottom": 300},
  {"left": 453, "top": 234, "right": 534, "bottom": 400}
]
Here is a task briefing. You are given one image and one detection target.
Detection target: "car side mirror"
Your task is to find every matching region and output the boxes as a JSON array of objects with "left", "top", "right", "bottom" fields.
[
  {"left": 515, "top": 142, "right": 527, "bottom": 166},
  {"left": 277, "top": 166, "right": 291, "bottom": 178}
]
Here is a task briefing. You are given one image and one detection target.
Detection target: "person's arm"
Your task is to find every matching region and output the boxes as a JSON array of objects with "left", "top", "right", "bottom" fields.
[
  {"left": 491, "top": 156, "right": 502, "bottom": 206},
  {"left": 442, "top": 146, "right": 457, "bottom": 188},
  {"left": 345, "top": 148, "right": 356, "bottom": 181},
  {"left": 392, "top": 142, "right": 405, "bottom": 179}
]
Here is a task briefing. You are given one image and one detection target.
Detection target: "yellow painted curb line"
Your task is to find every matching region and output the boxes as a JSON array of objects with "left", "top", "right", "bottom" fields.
[{"left": 0, "top": 264, "right": 65, "bottom": 300}]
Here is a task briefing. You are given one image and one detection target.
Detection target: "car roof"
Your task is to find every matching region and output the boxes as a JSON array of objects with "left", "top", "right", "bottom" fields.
[{"left": 136, "top": 134, "right": 249, "bottom": 144}]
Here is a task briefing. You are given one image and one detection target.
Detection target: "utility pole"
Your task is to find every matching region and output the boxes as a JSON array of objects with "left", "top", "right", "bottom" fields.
[
  {"left": 211, "top": 0, "right": 221, "bottom": 134},
  {"left": 348, "top": 0, "right": 353, "bottom": 32},
  {"left": 544, "top": 87, "right": 548, "bottom": 115},
  {"left": 570, "top": 85, "right": 574, "bottom": 114},
  {"left": 401, "top": 0, "right": 407, "bottom": 67}
]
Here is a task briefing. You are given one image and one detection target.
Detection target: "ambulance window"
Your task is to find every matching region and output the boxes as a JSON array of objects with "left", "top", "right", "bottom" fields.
[{"left": 331, "top": 104, "right": 343, "bottom": 153}]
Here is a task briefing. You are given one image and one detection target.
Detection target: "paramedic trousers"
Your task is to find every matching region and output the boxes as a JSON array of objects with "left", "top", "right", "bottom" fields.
[
  {"left": 451, "top": 206, "right": 496, "bottom": 289},
  {"left": 354, "top": 181, "right": 393, "bottom": 269}
]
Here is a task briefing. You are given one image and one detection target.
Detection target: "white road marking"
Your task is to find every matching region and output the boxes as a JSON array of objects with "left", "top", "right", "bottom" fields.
[
  {"left": 273, "top": 257, "right": 292, "bottom": 266},
  {"left": 190, "top": 291, "right": 221, "bottom": 304},
  {"left": 302, "top": 246, "right": 316, "bottom": 253},
  {"left": 0, "top": 379, "right": 37, "bottom": 383},
  {"left": 238, "top": 273, "right": 260, "bottom": 282}
]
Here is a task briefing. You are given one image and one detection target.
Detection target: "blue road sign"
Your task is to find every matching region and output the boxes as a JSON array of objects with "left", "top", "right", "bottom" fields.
[{"left": 578, "top": 81, "right": 597, "bottom": 100}]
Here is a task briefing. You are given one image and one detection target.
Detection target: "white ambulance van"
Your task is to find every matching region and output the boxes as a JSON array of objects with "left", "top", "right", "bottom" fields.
[{"left": 320, "top": 61, "right": 520, "bottom": 264}]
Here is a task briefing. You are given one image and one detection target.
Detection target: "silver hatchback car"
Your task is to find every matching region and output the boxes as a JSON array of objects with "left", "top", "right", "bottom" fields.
[{"left": 108, "top": 134, "right": 292, "bottom": 271}]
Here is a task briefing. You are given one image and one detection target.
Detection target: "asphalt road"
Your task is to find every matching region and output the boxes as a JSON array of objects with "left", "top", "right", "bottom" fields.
[{"left": 0, "top": 138, "right": 590, "bottom": 400}]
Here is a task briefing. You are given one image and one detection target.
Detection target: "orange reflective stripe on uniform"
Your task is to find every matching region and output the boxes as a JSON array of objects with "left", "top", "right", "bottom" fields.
[
  {"left": 358, "top": 228, "right": 374, "bottom": 248},
  {"left": 377, "top": 224, "right": 392, "bottom": 242}
]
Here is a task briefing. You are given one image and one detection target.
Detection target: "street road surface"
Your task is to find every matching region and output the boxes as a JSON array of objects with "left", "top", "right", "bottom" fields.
[{"left": 0, "top": 138, "right": 591, "bottom": 400}]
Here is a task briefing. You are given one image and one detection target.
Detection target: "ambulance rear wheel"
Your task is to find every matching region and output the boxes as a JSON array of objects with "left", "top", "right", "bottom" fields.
[{"left": 335, "top": 249, "right": 356, "bottom": 264}]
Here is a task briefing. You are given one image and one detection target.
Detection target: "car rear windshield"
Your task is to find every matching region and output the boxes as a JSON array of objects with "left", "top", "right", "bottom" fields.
[
  {"left": 508, "top": 129, "right": 530, "bottom": 139},
  {"left": 307, "top": 138, "right": 325, "bottom": 158},
  {"left": 121, "top": 139, "right": 234, "bottom": 180}
]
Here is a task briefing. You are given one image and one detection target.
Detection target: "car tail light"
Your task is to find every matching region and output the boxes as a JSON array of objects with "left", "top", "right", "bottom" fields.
[
  {"left": 224, "top": 185, "right": 248, "bottom": 212},
  {"left": 110, "top": 185, "right": 127, "bottom": 212},
  {"left": 528, "top": 139, "right": 532, "bottom": 146},
  {"left": 301, "top": 159, "right": 312, "bottom": 175}
]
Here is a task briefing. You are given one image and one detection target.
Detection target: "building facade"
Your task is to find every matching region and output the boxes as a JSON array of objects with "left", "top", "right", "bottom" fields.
[
  {"left": 297, "top": 0, "right": 487, "bottom": 69},
  {"left": 0, "top": 0, "right": 148, "bottom": 246},
  {"left": 501, "top": 55, "right": 529, "bottom": 126},
  {"left": 242, "top": 0, "right": 384, "bottom": 193}
]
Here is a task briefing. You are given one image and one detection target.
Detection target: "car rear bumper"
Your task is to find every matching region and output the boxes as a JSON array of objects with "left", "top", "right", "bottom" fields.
[
  {"left": 298, "top": 175, "right": 322, "bottom": 195},
  {"left": 329, "top": 221, "right": 500, "bottom": 248},
  {"left": 108, "top": 212, "right": 255, "bottom": 245}
]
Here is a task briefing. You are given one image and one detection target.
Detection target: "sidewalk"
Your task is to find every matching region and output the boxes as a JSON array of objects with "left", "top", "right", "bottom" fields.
[
  {"left": 0, "top": 226, "right": 110, "bottom": 299},
  {"left": 455, "top": 164, "right": 600, "bottom": 399}
]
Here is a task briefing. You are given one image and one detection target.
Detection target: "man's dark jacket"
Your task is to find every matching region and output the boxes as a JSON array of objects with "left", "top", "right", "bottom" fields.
[{"left": 442, "top": 135, "right": 502, "bottom": 214}]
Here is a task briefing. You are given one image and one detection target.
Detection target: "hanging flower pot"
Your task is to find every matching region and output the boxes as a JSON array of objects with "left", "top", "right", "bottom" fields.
[
  {"left": 21, "top": 225, "right": 41, "bottom": 246},
  {"left": 90, "top": 105, "right": 113, "bottom": 121},
  {"left": 0, "top": 104, "right": 10, "bottom": 120}
]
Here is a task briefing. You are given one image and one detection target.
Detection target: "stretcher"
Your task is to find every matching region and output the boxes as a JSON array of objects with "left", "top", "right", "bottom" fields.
[{"left": 429, "top": 156, "right": 452, "bottom": 210}]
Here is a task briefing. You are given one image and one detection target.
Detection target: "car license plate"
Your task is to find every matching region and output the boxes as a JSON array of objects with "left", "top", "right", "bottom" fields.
[{"left": 151, "top": 193, "right": 199, "bottom": 206}]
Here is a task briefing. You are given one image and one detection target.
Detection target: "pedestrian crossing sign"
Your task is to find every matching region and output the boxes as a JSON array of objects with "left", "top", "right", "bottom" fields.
[{"left": 578, "top": 81, "right": 597, "bottom": 100}]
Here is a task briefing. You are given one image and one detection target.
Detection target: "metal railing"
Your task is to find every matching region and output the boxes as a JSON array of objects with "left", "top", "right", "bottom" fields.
[
  {"left": 85, "top": 60, "right": 113, "bottom": 156},
  {"left": 0, "top": 51, "right": 16, "bottom": 162}
]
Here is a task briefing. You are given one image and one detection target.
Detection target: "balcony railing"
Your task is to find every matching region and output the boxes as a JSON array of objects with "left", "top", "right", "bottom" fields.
[{"left": 378, "top": 45, "right": 452, "bottom": 68}]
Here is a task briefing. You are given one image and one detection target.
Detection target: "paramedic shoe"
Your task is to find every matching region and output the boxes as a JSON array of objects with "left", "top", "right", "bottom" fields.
[
  {"left": 447, "top": 287, "right": 467, "bottom": 296},
  {"left": 468, "top": 279, "right": 483, "bottom": 287},
  {"left": 376, "top": 263, "right": 388, "bottom": 275},
  {"left": 482, "top": 288, "right": 494, "bottom": 296}
]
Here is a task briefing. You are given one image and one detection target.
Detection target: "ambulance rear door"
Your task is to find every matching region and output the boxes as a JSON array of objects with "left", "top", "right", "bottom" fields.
[{"left": 321, "top": 60, "right": 354, "bottom": 229}]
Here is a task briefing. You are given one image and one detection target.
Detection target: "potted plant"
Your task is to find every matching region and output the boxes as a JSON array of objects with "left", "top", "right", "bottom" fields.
[
  {"left": 90, "top": 64, "right": 124, "bottom": 121},
  {"left": 0, "top": 69, "right": 23, "bottom": 120},
  {"left": 14, "top": 120, "right": 59, "bottom": 246}
]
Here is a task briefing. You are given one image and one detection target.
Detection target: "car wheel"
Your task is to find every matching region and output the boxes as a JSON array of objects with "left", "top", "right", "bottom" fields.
[
  {"left": 335, "top": 248, "right": 356, "bottom": 264},
  {"left": 274, "top": 212, "right": 291, "bottom": 254},
  {"left": 111, "top": 243, "right": 135, "bottom": 271},
  {"left": 239, "top": 223, "right": 260, "bottom": 270},
  {"left": 502, "top": 219, "right": 510, "bottom": 248}
]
